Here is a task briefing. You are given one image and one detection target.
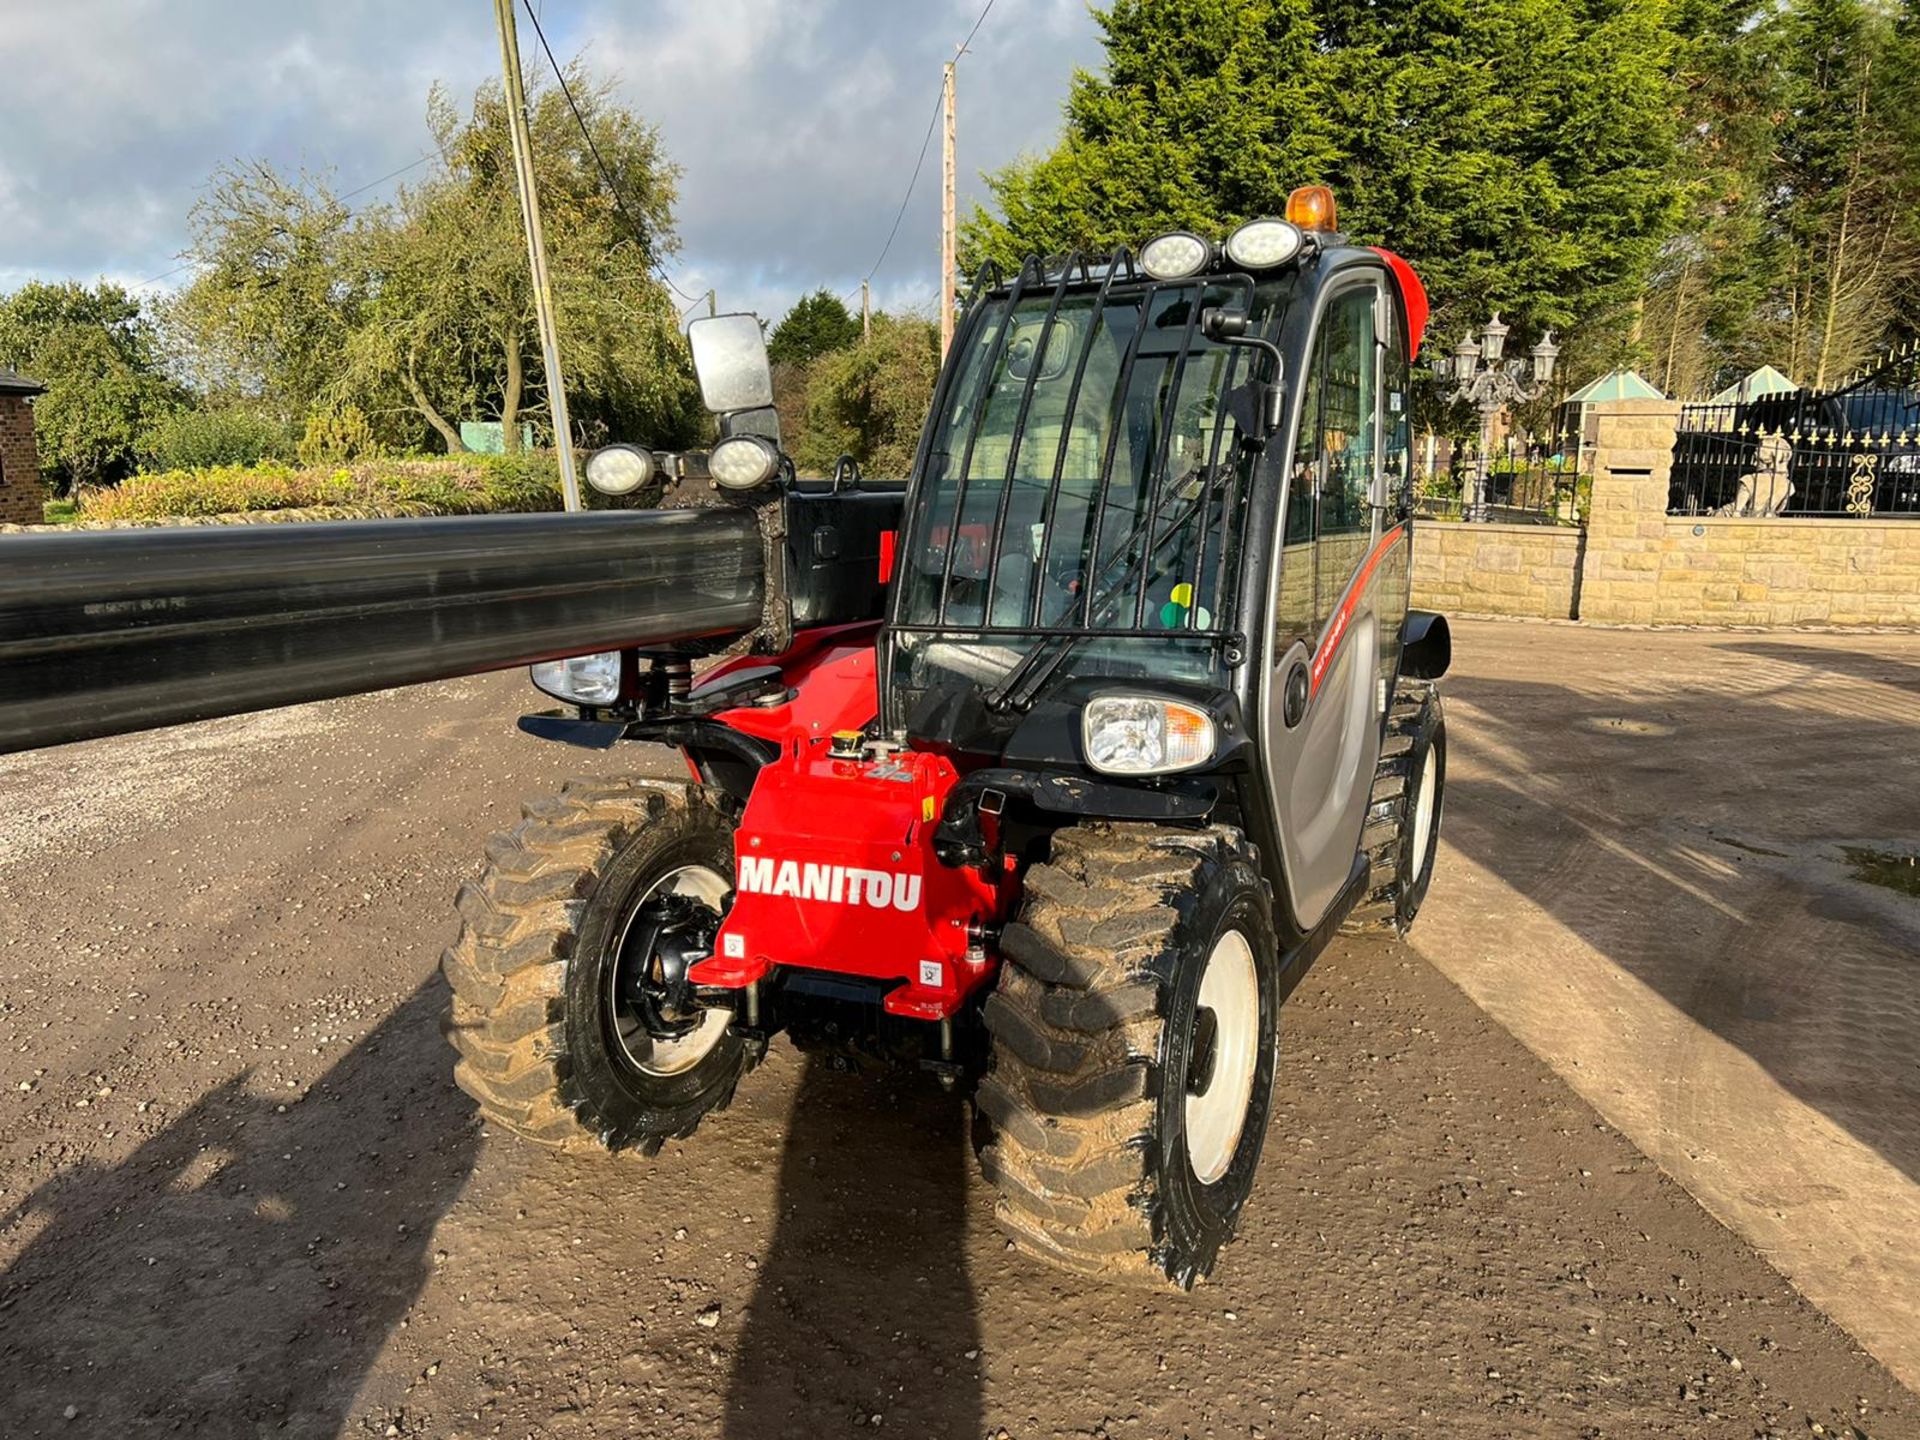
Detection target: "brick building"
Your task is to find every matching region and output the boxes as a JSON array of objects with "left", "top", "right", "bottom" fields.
[{"left": 0, "top": 368, "right": 46, "bottom": 525}]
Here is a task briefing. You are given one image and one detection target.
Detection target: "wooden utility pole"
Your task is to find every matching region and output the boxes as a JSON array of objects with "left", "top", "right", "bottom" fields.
[
  {"left": 861, "top": 279, "right": 872, "bottom": 344},
  {"left": 493, "top": 0, "right": 581, "bottom": 511},
  {"left": 940, "top": 60, "right": 957, "bottom": 359}
]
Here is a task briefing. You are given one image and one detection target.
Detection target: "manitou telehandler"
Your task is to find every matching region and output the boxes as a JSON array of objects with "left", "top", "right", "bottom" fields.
[{"left": 0, "top": 186, "right": 1450, "bottom": 1286}]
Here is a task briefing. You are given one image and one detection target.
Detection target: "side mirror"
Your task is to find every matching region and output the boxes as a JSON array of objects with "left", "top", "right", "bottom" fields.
[
  {"left": 1202, "top": 306, "right": 1284, "bottom": 441},
  {"left": 721, "top": 405, "right": 783, "bottom": 447},
  {"left": 688, "top": 313, "right": 774, "bottom": 415}
]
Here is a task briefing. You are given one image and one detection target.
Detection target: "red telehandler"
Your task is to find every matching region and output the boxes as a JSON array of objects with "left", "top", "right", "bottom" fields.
[{"left": 0, "top": 187, "right": 1449, "bottom": 1286}]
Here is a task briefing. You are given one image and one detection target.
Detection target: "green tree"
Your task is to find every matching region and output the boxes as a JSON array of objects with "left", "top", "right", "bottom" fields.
[
  {"left": 964, "top": 0, "right": 1684, "bottom": 375},
  {"left": 0, "top": 280, "right": 180, "bottom": 488},
  {"left": 172, "top": 60, "right": 702, "bottom": 456},
  {"left": 1638, "top": 0, "right": 1920, "bottom": 395},
  {"left": 139, "top": 404, "right": 291, "bottom": 471},
  {"left": 1760, "top": 0, "right": 1920, "bottom": 387},
  {"left": 347, "top": 68, "right": 699, "bottom": 453},
  {"left": 768, "top": 290, "right": 862, "bottom": 366},
  {"left": 168, "top": 163, "right": 361, "bottom": 424},
  {"left": 1635, "top": 0, "right": 1784, "bottom": 396}
]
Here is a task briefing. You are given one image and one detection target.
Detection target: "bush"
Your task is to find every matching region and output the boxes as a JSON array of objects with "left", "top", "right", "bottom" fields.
[
  {"left": 796, "top": 314, "right": 938, "bottom": 477},
  {"left": 139, "top": 405, "right": 291, "bottom": 472},
  {"left": 296, "top": 403, "right": 383, "bottom": 465},
  {"left": 73, "top": 454, "right": 570, "bottom": 523}
]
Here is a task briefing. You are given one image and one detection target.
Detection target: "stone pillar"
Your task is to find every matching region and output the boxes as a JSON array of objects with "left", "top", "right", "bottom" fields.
[
  {"left": 0, "top": 394, "right": 44, "bottom": 525},
  {"left": 1579, "top": 397, "right": 1681, "bottom": 624}
]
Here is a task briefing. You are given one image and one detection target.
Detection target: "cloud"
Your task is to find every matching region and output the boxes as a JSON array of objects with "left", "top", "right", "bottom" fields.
[{"left": 0, "top": 0, "right": 1102, "bottom": 323}]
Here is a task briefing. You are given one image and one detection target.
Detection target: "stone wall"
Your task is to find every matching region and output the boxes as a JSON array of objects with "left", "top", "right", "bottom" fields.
[
  {"left": 1410, "top": 520, "right": 1582, "bottom": 620},
  {"left": 1581, "top": 397, "right": 1920, "bottom": 626},
  {"left": 0, "top": 396, "right": 41, "bottom": 526}
]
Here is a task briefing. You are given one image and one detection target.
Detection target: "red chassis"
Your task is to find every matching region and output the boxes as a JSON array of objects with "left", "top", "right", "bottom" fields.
[{"left": 683, "top": 623, "right": 1012, "bottom": 1022}]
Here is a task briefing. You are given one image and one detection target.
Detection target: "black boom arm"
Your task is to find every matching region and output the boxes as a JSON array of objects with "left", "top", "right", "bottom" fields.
[{"left": 0, "top": 509, "right": 767, "bottom": 754}]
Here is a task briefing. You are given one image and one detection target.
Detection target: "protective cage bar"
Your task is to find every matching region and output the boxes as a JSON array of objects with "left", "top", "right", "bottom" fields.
[
  {"left": 0, "top": 509, "right": 766, "bottom": 754},
  {"left": 920, "top": 246, "right": 1256, "bottom": 644}
]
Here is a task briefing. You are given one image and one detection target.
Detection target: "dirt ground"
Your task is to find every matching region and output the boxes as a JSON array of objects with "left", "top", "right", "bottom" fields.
[{"left": 1, "top": 628, "right": 1916, "bottom": 1439}]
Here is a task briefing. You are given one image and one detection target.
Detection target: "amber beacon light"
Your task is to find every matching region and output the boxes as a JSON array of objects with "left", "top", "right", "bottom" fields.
[{"left": 1286, "top": 185, "right": 1339, "bottom": 232}]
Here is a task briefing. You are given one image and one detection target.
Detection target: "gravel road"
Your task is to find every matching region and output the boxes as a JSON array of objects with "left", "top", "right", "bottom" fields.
[{"left": 0, "top": 646, "right": 1914, "bottom": 1439}]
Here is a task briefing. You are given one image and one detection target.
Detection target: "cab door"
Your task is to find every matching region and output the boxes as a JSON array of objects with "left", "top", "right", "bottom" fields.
[{"left": 1262, "top": 277, "right": 1396, "bottom": 929}]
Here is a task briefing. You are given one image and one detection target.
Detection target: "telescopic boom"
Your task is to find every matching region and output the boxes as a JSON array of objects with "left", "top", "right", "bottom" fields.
[{"left": 0, "top": 509, "right": 766, "bottom": 754}]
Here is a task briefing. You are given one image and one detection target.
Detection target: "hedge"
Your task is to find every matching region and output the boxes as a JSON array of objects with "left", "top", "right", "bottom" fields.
[{"left": 73, "top": 455, "right": 569, "bottom": 523}]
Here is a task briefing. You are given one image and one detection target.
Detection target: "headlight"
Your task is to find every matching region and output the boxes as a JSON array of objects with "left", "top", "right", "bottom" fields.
[
  {"left": 585, "top": 443, "right": 656, "bottom": 496},
  {"left": 1082, "top": 694, "right": 1216, "bottom": 775},
  {"left": 531, "top": 651, "right": 624, "bottom": 706},
  {"left": 1224, "top": 217, "right": 1305, "bottom": 270},
  {"left": 1139, "top": 231, "right": 1211, "bottom": 282},
  {"left": 709, "top": 434, "right": 781, "bottom": 491}
]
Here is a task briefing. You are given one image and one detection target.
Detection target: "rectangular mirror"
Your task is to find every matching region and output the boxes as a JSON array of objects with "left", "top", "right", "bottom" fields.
[
  {"left": 688, "top": 313, "right": 774, "bottom": 415},
  {"left": 721, "top": 405, "right": 782, "bottom": 447}
]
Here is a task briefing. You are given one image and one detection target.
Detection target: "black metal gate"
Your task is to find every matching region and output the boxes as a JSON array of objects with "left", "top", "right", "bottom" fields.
[{"left": 1669, "top": 348, "right": 1920, "bottom": 518}]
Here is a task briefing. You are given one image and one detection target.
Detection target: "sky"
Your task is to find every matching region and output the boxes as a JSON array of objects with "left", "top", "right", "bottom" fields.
[{"left": 0, "top": 0, "right": 1104, "bottom": 326}]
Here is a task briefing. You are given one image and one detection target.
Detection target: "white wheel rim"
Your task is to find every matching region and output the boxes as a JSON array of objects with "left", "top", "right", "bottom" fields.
[
  {"left": 1184, "top": 929, "right": 1261, "bottom": 1186},
  {"left": 1409, "top": 745, "right": 1438, "bottom": 885},
  {"left": 610, "top": 863, "right": 733, "bottom": 1077}
]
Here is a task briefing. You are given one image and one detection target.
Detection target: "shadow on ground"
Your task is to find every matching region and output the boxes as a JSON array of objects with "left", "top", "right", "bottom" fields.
[
  {"left": 1441, "top": 641, "right": 1920, "bottom": 1188},
  {"left": 0, "top": 978, "right": 476, "bottom": 1438},
  {"left": 723, "top": 1057, "right": 982, "bottom": 1439},
  {"left": 1715, "top": 638, "right": 1920, "bottom": 693}
]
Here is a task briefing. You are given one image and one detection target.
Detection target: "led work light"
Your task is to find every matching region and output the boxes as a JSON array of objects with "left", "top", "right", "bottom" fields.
[
  {"left": 584, "top": 444, "right": 657, "bottom": 497},
  {"left": 708, "top": 434, "right": 781, "bottom": 491},
  {"left": 1139, "top": 231, "right": 1212, "bottom": 282},
  {"left": 1224, "top": 217, "right": 1305, "bottom": 270}
]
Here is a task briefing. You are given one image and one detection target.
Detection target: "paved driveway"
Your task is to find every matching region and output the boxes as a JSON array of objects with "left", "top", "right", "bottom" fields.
[{"left": 1419, "top": 620, "right": 1920, "bottom": 1389}]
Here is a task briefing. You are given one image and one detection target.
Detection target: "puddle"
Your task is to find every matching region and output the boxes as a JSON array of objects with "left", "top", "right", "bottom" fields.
[
  {"left": 1577, "top": 716, "right": 1676, "bottom": 737},
  {"left": 1841, "top": 846, "right": 1920, "bottom": 898}
]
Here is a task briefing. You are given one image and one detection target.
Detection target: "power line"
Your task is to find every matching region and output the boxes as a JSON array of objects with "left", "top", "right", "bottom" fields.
[
  {"left": 957, "top": 0, "right": 998, "bottom": 56},
  {"left": 337, "top": 150, "right": 439, "bottom": 203},
  {"left": 518, "top": 0, "right": 704, "bottom": 307},
  {"left": 843, "top": 0, "right": 997, "bottom": 304},
  {"left": 846, "top": 86, "right": 945, "bottom": 304}
]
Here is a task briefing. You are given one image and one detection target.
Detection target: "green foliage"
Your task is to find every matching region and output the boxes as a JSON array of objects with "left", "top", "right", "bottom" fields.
[
  {"left": 140, "top": 404, "right": 290, "bottom": 472},
  {"left": 795, "top": 315, "right": 938, "bottom": 477},
  {"left": 963, "top": 0, "right": 1683, "bottom": 357},
  {"left": 170, "top": 60, "right": 703, "bottom": 460},
  {"left": 768, "top": 290, "right": 862, "bottom": 366},
  {"left": 73, "top": 455, "right": 567, "bottom": 523},
  {"left": 167, "top": 164, "right": 358, "bottom": 426},
  {"left": 296, "top": 403, "right": 383, "bottom": 465},
  {"left": 0, "top": 281, "right": 181, "bottom": 487},
  {"left": 1642, "top": 0, "right": 1920, "bottom": 393}
]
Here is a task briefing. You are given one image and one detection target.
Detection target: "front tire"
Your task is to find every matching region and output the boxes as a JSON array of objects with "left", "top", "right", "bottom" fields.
[
  {"left": 977, "top": 824, "right": 1280, "bottom": 1288},
  {"left": 440, "top": 778, "right": 751, "bottom": 1155}
]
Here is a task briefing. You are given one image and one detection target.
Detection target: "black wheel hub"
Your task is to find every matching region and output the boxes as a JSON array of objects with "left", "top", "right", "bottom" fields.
[
  {"left": 1186, "top": 1006, "right": 1220, "bottom": 1096},
  {"left": 614, "top": 892, "right": 720, "bottom": 1040}
]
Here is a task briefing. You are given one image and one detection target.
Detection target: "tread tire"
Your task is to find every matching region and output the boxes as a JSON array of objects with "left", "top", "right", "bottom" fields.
[
  {"left": 979, "top": 823, "right": 1280, "bottom": 1288},
  {"left": 1342, "top": 681, "right": 1447, "bottom": 935},
  {"left": 440, "top": 778, "right": 751, "bottom": 1155}
]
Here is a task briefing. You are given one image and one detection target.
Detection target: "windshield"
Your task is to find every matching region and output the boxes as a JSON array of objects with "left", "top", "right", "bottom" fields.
[{"left": 890, "top": 273, "right": 1293, "bottom": 723}]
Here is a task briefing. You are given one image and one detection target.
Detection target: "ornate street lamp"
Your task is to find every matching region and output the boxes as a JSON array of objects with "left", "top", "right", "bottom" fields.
[{"left": 1439, "top": 313, "right": 1559, "bottom": 521}]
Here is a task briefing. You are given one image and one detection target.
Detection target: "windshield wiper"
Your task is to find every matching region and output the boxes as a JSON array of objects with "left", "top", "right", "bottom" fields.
[{"left": 984, "top": 478, "right": 1218, "bottom": 713}]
